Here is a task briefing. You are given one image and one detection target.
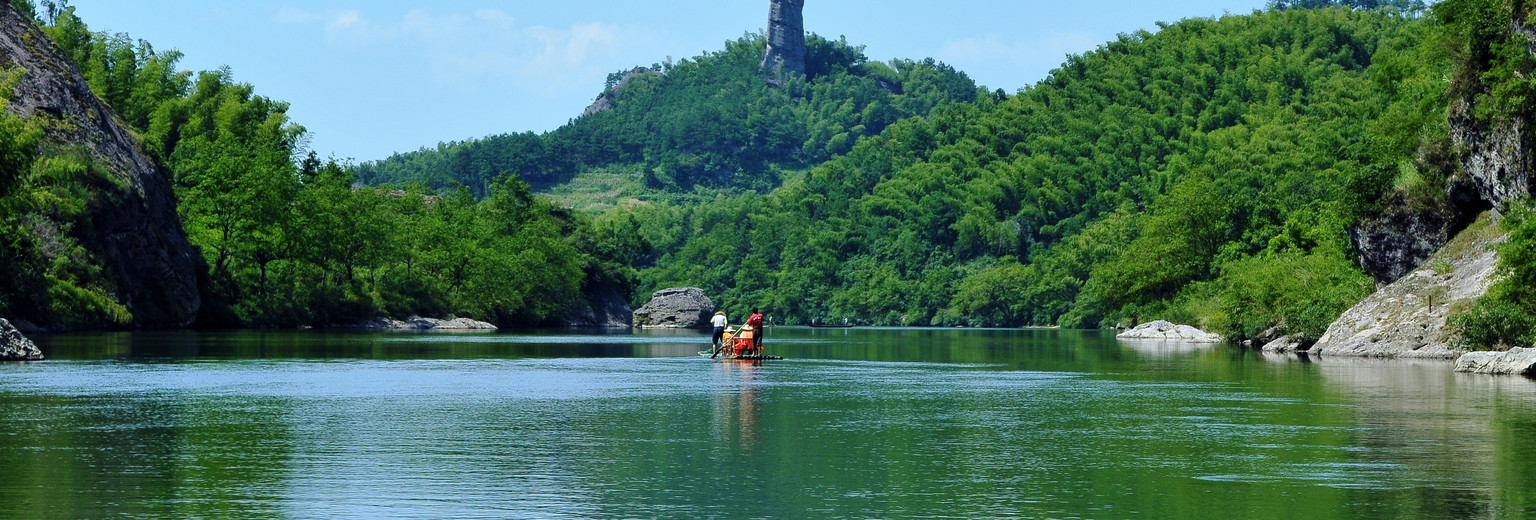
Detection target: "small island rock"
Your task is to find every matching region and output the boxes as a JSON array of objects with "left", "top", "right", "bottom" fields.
[
  {"left": 1117, "top": 320, "right": 1223, "bottom": 343},
  {"left": 0, "top": 318, "right": 43, "bottom": 361},
  {"left": 633, "top": 287, "right": 715, "bottom": 328},
  {"left": 1454, "top": 347, "right": 1536, "bottom": 376}
]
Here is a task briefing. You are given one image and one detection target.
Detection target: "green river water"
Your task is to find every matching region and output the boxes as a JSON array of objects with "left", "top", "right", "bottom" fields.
[{"left": 1, "top": 327, "right": 1534, "bottom": 519}]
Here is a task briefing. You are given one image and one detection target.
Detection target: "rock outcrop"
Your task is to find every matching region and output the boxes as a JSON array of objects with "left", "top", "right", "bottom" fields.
[
  {"left": 349, "top": 316, "right": 498, "bottom": 331},
  {"left": 1116, "top": 320, "right": 1223, "bottom": 343},
  {"left": 1312, "top": 214, "right": 1503, "bottom": 358},
  {"left": 1454, "top": 347, "right": 1536, "bottom": 375},
  {"left": 1350, "top": 201, "right": 1462, "bottom": 285},
  {"left": 0, "top": 3, "right": 200, "bottom": 327},
  {"left": 1450, "top": 97, "right": 1531, "bottom": 212},
  {"left": 0, "top": 318, "right": 42, "bottom": 361},
  {"left": 762, "top": 0, "right": 806, "bottom": 80},
  {"left": 582, "top": 67, "right": 658, "bottom": 117},
  {"left": 632, "top": 287, "right": 715, "bottom": 328}
]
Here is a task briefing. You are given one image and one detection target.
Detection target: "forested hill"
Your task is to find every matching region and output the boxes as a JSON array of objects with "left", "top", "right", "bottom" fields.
[
  {"left": 630, "top": 6, "right": 1448, "bottom": 340},
  {"left": 0, "top": 3, "right": 642, "bottom": 329},
  {"left": 350, "top": 34, "right": 982, "bottom": 197}
]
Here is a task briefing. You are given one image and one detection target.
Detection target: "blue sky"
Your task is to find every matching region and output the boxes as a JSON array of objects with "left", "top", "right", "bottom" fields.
[{"left": 67, "top": 1, "right": 1268, "bottom": 163}]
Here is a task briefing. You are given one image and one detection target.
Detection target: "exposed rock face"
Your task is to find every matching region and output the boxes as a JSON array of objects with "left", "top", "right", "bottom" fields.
[
  {"left": 0, "top": 318, "right": 42, "bottom": 361},
  {"left": 0, "top": 4, "right": 200, "bottom": 327},
  {"left": 762, "top": 0, "right": 806, "bottom": 79},
  {"left": 349, "top": 316, "right": 498, "bottom": 331},
  {"left": 1350, "top": 202, "right": 1459, "bottom": 286},
  {"left": 1455, "top": 347, "right": 1536, "bottom": 375},
  {"left": 564, "top": 282, "right": 634, "bottom": 327},
  {"left": 1449, "top": 97, "right": 1531, "bottom": 212},
  {"left": 632, "top": 287, "right": 715, "bottom": 328},
  {"left": 1116, "top": 320, "right": 1223, "bottom": 343},
  {"left": 582, "top": 67, "right": 658, "bottom": 117},
  {"left": 1313, "top": 214, "right": 1503, "bottom": 358}
]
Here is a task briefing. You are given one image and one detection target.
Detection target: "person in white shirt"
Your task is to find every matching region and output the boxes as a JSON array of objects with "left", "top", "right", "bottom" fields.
[{"left": 710, "top": 311, "right": 729, "bottom": 350}]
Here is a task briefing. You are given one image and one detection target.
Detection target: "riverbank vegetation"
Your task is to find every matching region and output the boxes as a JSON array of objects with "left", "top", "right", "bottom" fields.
[
  {"left": 8, "top": 0, "right": 1536, "bottom": 343},
  {"left": 0, "top": 5, "right": 637, "bottom": 328},
  {"left": 624, "top": 6, "right": 1443, "bottom": 341}
]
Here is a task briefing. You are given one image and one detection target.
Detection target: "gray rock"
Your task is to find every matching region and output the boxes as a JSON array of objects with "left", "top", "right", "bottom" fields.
[
  {"left": 582, "top": 67, "right": 658, "bottom": 117},
  {"left": 1350, "top": 201, "right": 1459, "bottom": 285},
  {"left": 1313, "top": 215, "right": 1504, "bottom": 359},
  {"left": 1454, "top": 347, "right": 1536, "bottom": 375},
  {"left": 762, "top": 0, "right": 806, "bottom": 80},
  {"left": 632, "top": 287, "right": 715, "bottom": 328},
  {"left": 0, "top": 3, "right": 200, "bottom": 327},
  {"left": 0, "top": 318, "right": 43, "bottom": 361},
  {"left": 1450, "top": 96, "right": 1531, "bottom": 212},
  {"left": 348, "top": 316, "right": 497, "bottom": 331},
  {"left": 1261, "top": 336, "right": 1311, "bottom": 354},
  {"left": 1116, "top": 320, "right": 1223, "bottom": 343}
]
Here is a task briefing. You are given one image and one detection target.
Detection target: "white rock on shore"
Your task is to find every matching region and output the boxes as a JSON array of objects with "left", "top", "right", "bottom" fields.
[
  {"left": 1116, "top": 320, "right": 1223, "bottom": 343},
  {"left": 1311, "top": 216, "right": 1504, "bottom": 359},
  {"left": 1261, "top": 336, "right": 1308, "bottom": 354},
  {"left": 350, "top": 316, "right": 498, "bottom": 331},
  {"left": 0, "top": 318, "right": 43, "bottom": 361},
  {"left": 1454, "top": 347, "right": 1536, "bottom": 375}
]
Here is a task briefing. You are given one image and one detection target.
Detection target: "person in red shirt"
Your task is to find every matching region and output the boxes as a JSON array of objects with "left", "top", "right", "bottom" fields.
[{"left": 747, "top": 308, "right": 765, "bottom": 351}]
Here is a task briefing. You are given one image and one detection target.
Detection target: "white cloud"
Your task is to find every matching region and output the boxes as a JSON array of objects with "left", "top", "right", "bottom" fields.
[
  {"left": 274, "top": 5, "right": 323, "bottom": 24},
  {"left": 520, "top": 22, "right": 623, "bottom": 88},
  {"left": 331, "top": 10, "right": 365, "bottom": 30}
]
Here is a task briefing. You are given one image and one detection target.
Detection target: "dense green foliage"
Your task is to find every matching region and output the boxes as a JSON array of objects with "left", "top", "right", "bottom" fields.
[
  {"left": 1453, "top": 203, "right": 1536, "bottom": 349},
  {"left": 12, "top": 0, "right": 1534, "bottom": 341},
  {"left": 620, "top": 7, "right": 1449, "bottom": 338},
  {"left": 0, "top": 58, "right": 148, "bottom": 328},
  {"left": 1, "top": 6, "right": 636, "bottom": 328},
  {"left": 351, "top": 34, "right": 981, "bottom": 197},
  {"left": 1432, "top": 0, "right": 1536, "bottom": 350}
]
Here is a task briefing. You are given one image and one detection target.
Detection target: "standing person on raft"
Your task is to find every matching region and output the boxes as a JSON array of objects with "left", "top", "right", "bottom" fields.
[
  {"left": 747, "top": 308, "right": 765, "bottom": 350},
  {"left": 710, "top": 311, "right": 729, "bottom": 350}
]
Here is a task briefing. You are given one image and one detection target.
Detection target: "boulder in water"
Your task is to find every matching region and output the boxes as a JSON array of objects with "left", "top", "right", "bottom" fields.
[
  {"left": 0, "top": 318, "right": 43, "bottom": 361},
  {"left": 1117, "top": 320, "right": 1223, "bottom": 343},
  {"left": 632, "top": 287, "right": 715, "bottom": 328}
]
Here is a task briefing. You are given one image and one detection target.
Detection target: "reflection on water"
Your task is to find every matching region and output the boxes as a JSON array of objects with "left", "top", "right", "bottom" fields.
[{"left": 0, "top": 328, "right": 1533, "bottom": 519}]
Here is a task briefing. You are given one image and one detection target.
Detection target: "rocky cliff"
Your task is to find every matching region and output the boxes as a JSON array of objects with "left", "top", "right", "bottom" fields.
[
  {"left": 1313, "top": 213, "right": 1503, "bottom": 358},
  {"left": 762, "top": 0, "right": 806, "bottom": 80},
  {"left": 0, "top": 4, "right": 200, "bottom": 327},
  {"left": 1449, "top": 96, "right": 1531, "bottom": 212}
]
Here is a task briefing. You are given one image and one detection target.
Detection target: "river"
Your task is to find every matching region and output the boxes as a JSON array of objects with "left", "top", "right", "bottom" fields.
[{"left": 1, "top": 327, "right": 1533, "bottom": 519}]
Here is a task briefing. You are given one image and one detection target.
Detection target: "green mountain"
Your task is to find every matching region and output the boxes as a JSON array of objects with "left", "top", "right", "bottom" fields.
[
  {"left": 350, "top": 33, "right": 983, "bottom": 198},
  {"left": 11, "top": 0, "right": 1536, "bottom": 348},
  {"left": 627, "top": 6, "right": 1452, "bottom": 339},
  {"left": 0, "top": 3, "right": 636, "bottom": 328}
]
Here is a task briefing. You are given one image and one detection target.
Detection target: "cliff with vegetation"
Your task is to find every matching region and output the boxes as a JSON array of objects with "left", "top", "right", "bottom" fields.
[
  {"left": 0, "top": 3, "right": 640, "bottom": 329},
  {"left": 0, "top": 1, "right": 198, "bottom": 329},
  {"left": 8, "top": 0, "right": 1536, "bottom": 346}
]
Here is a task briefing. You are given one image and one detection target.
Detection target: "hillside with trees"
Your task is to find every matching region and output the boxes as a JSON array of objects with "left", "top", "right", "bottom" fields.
[
  {"left": 0, "top": 1, "right": 635, "bottom": 328},
  {"left": 622, "top": 5, "right": 1450, "bottom": 343},
  {"left": 9, "top": 0, "right": 1536, "bottom": 351},
  {"left": 350, "top": 34, "right": 983, "bottom": 198}
]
